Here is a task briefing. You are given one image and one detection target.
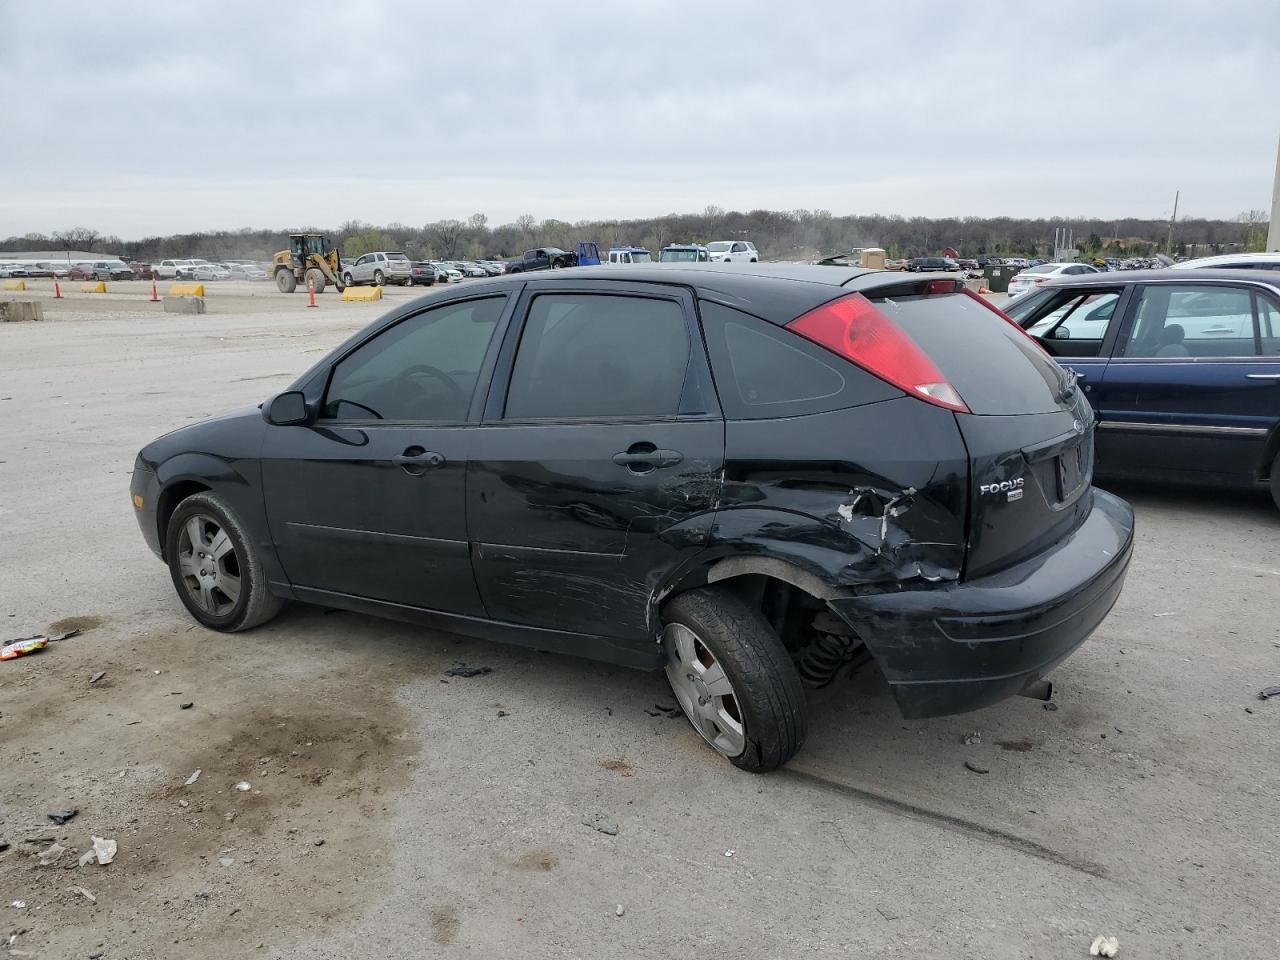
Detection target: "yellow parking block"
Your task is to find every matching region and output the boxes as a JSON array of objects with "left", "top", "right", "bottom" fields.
[
  {"left": 1, "top": 279, "right": 26, "bottom": 290},
  {"left": 81, "top": 281, "right": 107, "bottom": 293},
  {"left": 169, "top": 283, "right": 206, "bottom": 297},
  {"left": 341, "top": 286, "right": 383, "bottom": 301}
]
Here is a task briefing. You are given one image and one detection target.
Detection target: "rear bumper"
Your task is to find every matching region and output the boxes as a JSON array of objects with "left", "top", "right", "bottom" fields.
[{"left": 829, "top": 488, "right": 1134, "bottom": 719}]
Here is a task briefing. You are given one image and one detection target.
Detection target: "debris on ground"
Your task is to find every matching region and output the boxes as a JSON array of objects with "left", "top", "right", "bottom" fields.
[
  {"left": 1043, "top": 702, "right": 1059, "bottom": 712},
  {"left": 184, "top": 769, "right": 202, "bottom": 786},
  {"left": 67, "top": 885, "right": 96, "bottom": 903},
  {"left": 962, "top": 731, "right": 981, "bottom": 745},
  {"left": 89, "top": 671, "right": 105, "bottom": 684},
  {"left": 496, "top": 710, "right": 509, "bottom": 717},
  {"left": 313, "top": 838, "right": 325, "bottom": 847},
  {"left": 582, "top": 815, "right": 618, "bottom": 836},
  {"left": 644, "top": 701, "right": 682, "bottom": 719},
  {"left": 1258, "top": 686, "right": 1280, "bottom": 701},
  {"left": 180, "top": 701, "right": 194, "bottom": 709},
  {"left": 443, "top": 662, "right": 493, "bottom": 678},
  {"left": 615, "top": 904, "right": 625, "bottom": 917},
  {"left": 1089, "top": 934, "right": 1119, "bottom": 957},
  {"left": 1, "top": 637, "right": 48, "bottom": 661},
  {"left": 0, "top": 841, "right": 9, "bottom": 853},
  {"left": 47, "top": 809, "right": 78, "bottom": 826},
  {"left": 235, "top": 781, "right": 251, "bottom": 792},
  {"left": 963, "top": 760, "right": 990, "bottom": 775},
  {"left": 37, "top": 842, "right": 67, "bottom": 865},
  {"left": 78, "top": 836, "right": 116, "bottom": 867},
  {"left": 10, "top": 900, "right": 25, "bottom": 909},
  {"left": 219, "top": 857, "right": 234, "bottom": 867},
  {"left": 602, "top": 758, "right": 634, "bottom": 777},
  {"left": 723, "top": 849, "right": 735, "bottom": 858}
]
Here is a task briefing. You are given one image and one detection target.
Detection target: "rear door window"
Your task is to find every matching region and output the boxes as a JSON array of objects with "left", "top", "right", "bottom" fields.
[
  {"left": 699, "top": 302, "right": 899, "bottom": 418},
  {"left": 505, "top": 294, "right": 691, "bottom": 419},
  {"left": 1121, "top": 284, "right": 1258, "bottom": 358}
]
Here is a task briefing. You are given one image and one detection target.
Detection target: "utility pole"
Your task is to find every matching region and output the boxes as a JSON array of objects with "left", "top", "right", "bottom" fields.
[
  {"left": 1166, "top": 190, "right": 1179, "bottom": 256},
  {"left": 1268, "top": 134, "right": 1279, "bottom": 251}
]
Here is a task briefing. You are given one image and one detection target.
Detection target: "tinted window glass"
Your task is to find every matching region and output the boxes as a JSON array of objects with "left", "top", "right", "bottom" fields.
[
  {"left": 874, "top": 293, "right": 1067, "bottom": 415},
  {"left": 322, "top": 296, "right": 504, "bottom": 421},
  {"left": 505, "top": 294, "right": 690, "bottom": 419},
  {"left": 699, "top": 302, "right": 899, "bottom": 419},
  {"left": 1256, "top": 295, "right": 1278, "bottom": 353},
  {"left": 1122, "top": 285, "right": 1257, "bottom": 358}
]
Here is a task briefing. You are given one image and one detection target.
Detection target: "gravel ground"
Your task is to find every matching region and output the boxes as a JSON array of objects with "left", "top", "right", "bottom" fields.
[{"left": 1, "top": 283, "right": 1277, "bottom": 959}]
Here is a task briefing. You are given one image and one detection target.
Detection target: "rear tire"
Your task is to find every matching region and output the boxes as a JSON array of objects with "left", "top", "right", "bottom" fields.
[
  {"left": 1270, "top": 450, "right": 1280, "bottom": 513},
  {"left": 661, "top": 587, "right": 808, "bottom": 772},
  {"left": 165, "top": 491, "right": 283, "bottom": 632},
  {"left": 276, "top": 270, "right": 297, "bottom": 293}
]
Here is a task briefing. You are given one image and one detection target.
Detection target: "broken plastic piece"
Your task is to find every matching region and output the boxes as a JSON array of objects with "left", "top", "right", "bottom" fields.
[
  {"left": 963, "top": 760, "right": 989, "bottom": 775},
  {"left": 67, "top": 885, "right": 96, "bottom": 903},
  {"left": 78, "top": 836, "right": 116, "bottom": 866},
  {"left": 89, "top": 671, "right": 105, "bottom": 684},
  {"left": 1089, "top": 934, "right": 1119, "bottom": 957},
  {"left": 1, "top": 638, "right": 48, "bottom": 661},
  {"left": 1258, "top": 686, "right": 1280, "bottom": 701},
  {"left": 443, "top": 662, "right": 492, "bottom": 678},
  {"left": 47, "top": 809, "right": 78, "bottom": 826},
  {"left": 184, "top": 769, "right": 201, "bottom": 786},
  {"left": 38, "top": 842, "right": 67, "bottom": 865},
  {"left": 235, "top": 781, "right": 251, "bottom": 792}
]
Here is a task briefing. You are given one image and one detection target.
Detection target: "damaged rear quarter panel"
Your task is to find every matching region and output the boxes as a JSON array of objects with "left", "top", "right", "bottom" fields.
[{"left": 710, "top": 399, "right": 968, "bottom": 587}]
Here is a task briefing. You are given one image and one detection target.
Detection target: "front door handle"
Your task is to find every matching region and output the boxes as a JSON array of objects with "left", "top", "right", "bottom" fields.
[
  {"left": 612, "top": 444, "right": 683, "bottom": 471},
  {"left": 392, "top": 446, "right": 445, "bottom": 475},
  {"left": 1246, "top": 373, "right": 1280, "bottom": 380}
]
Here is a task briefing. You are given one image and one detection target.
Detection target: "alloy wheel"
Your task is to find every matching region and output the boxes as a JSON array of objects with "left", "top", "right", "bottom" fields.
[
  {"left": 662, "top": 622, "right": 746, "bottom": 757},
  {"left": 176, "top": 514, "right": 241, "bottom": 617}
]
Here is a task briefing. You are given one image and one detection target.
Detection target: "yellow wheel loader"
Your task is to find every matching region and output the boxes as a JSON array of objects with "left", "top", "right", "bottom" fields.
[{"left": 272, "top": 234, "right": 345, "bottom": 294}]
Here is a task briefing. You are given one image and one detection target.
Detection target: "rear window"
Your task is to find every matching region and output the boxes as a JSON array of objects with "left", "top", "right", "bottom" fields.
[
  {"left": 871, "top": 294, "right": 1066, "bottom": 415},
  {"left": 700, "top": 302, "right": 899, "bottom": 419},
  {"left": 1024, "top": 264, "right": 1057, "bottom": 275},
  {"left": 386, "top": 253, "right": 409, "bottom": 261}
]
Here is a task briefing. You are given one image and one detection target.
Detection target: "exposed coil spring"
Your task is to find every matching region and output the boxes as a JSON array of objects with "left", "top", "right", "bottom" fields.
[{"left": 794, "top": 632, "right": 863, "bottom": 690}]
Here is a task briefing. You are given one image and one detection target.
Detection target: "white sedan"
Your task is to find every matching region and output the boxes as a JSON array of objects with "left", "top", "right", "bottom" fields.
[
  {"left": 192, "top": 264, "right": 232, "bottom": 281},
  {"left": 1007, "top": 262, "right": 1098, "bottom": 300}
]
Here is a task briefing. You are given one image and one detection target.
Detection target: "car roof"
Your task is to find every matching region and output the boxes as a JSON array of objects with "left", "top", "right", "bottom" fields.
[
  {"left": 1047, "top": 267, "right": 1280, "bottom": 289},
  {"left": 1172, "top": 252, "right": 1280, "bottom": 268}
]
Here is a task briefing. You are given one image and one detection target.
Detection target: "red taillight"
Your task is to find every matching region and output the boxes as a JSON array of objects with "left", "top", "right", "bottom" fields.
[
  {"left": 786, "top": 293, "right": 970, "bottom": 413},
  {"left": 924, "top": 278, "right": 962, "bottom": 295}
]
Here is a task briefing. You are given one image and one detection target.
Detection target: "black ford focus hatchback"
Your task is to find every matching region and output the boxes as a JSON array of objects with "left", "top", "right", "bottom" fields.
[{"left": 132, "top": 265, "right": 1134, "bottom": 771}]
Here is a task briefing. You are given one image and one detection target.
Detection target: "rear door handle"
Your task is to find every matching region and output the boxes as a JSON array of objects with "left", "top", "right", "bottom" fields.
[
  {"left": 612, "top": 445, "right": 683, "bottom": 471},
  {"left": 1246, "top": 373, "right": 1280, "bottom": 380}
]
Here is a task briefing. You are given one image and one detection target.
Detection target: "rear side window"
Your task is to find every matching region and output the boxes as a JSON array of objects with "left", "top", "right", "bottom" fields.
[
  {"left": 873, "top": 294, "right": 1065, "bottom": 415},
  {"left": 505, "top": 294, "right": 690, "bottom": 419},
  {"left": 1121, "top": 284, "right": 1257, "bottom": 358},
  {"left": 699, "top": 301, "right": 899, "bottom": 419}
]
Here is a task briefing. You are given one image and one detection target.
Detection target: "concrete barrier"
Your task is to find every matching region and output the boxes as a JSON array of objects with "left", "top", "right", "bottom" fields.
[
  {"left": 169, "top": 283, "right": 206, "bottom": 297},
  {"left": 80, "top": 281, "right": 107, "bottom": 294},
  {"left": 341, "top": 286, "right": 383, "bottom": 301},
  {"left": 2, "top": 279, "right": 26, "bottom": 291},
  {"left": 0, "top": 300, "right": 44, "bottom": 322},
  {"left": 162, "top": 295, "right": 206, "bottom": 315}
]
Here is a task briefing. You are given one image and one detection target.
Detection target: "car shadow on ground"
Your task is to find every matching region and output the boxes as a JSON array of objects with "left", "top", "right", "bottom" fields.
[{"left": 1096, "top": 478, "right": 1278, "bottom": 524}]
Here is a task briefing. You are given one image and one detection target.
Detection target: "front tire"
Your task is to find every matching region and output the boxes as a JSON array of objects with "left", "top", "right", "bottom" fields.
[
  {"left": 165, "top": 492, "right": 283, "bottom": 632},
  {"left": 343, "top": 272, "right": 355, "bottom": 287},
  {"left": 661, "top": 587, "right": 807, "bottom": 772},
  {"left": 305, "top": 268, "right": 326, "bottom": 294},
  {"left": 374, "top": 270, "right": 386, "bottom": 287}
]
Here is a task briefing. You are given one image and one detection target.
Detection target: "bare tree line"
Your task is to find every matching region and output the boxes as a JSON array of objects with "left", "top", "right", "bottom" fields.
[{"left": 4, "top": 207, "right": 1269, "bottom": 263}]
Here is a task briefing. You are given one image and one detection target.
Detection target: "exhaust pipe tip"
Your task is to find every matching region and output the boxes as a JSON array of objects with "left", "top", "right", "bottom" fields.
[{"left": 1018, "top": 678, "right": 1053, "bottom": 702}]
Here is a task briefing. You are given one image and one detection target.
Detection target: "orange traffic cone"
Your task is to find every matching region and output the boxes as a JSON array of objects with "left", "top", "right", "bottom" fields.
[
  {"left": 978, "top": 286, "right": 990, "bottom": 294},
  {"left": 307, "top": 274, "right": 317, "bottom": 308},
  {"left": 150, "top": 278, "right": 159, "bottom": 302},
  {"left": 53, "top": 279, "right": 63, "bottom": 299}
]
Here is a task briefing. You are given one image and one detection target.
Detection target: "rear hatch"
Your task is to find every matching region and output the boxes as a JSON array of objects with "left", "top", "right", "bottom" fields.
[{"left": 864, "top": 284, "right": 1094, "bottom": 578}]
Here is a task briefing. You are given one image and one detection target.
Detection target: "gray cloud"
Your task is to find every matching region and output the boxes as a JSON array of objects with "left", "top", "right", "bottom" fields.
[{"left": 2, "top": 0, "right": 1275, "bottom": 237}]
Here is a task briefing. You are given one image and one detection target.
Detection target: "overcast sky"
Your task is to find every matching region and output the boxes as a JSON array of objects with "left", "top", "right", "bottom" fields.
[{"left": 2, "top": 0, "right": 1276, "bottom": 239}]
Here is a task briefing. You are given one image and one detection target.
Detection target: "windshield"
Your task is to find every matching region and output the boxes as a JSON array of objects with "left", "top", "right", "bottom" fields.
[{"left": 707, "top": 242, "right": 731, "bottom": 253}]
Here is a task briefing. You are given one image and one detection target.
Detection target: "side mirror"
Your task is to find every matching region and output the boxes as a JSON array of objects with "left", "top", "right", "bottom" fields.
[
  {"left": 1051, "top": 327, "right": 1071, "bottom": 340},
  {"left": 263, "top": 390, "right": 311, "bottom": 426}
]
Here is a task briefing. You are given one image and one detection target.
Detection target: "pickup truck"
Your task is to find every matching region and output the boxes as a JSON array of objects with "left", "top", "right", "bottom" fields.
[{"left": 505, "top": 247, "right": 578, "bottom": 273}]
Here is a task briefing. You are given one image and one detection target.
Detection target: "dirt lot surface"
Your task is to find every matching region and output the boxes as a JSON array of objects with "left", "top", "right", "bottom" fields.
[{"left": 2, "top": 282, "right": 1278, "bottom": 959}]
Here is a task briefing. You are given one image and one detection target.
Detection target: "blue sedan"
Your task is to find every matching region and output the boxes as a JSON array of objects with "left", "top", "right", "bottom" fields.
[{"left": 1004, "top": 268, "right": 1280, "bottom": 510}]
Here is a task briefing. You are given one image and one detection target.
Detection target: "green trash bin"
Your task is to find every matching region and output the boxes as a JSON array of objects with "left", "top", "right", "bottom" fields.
[{"left": 983, "top": 263, "right": 1013, "bottom": 293}]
